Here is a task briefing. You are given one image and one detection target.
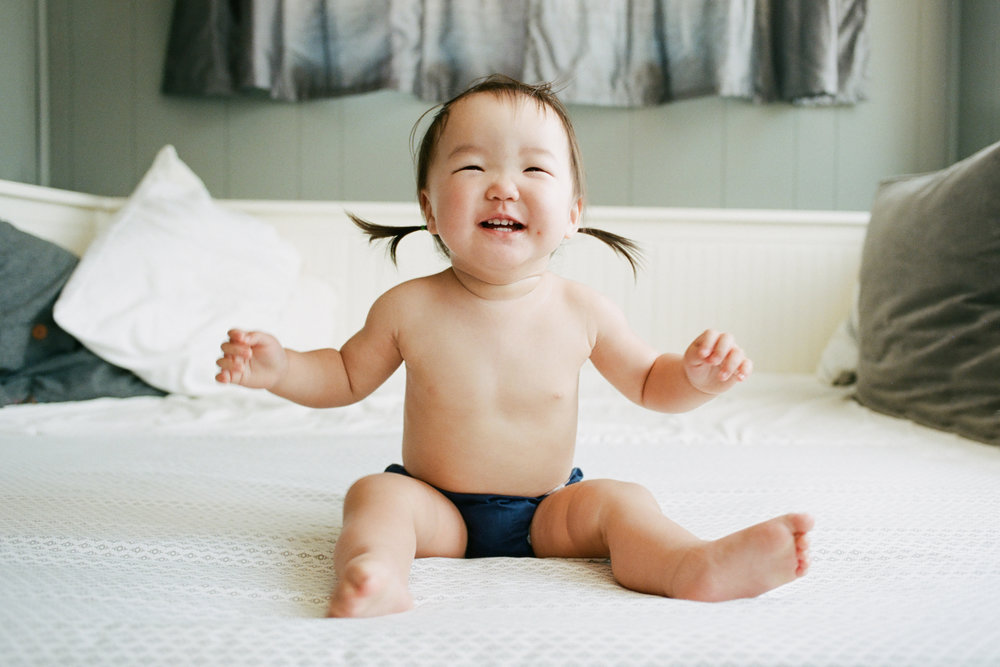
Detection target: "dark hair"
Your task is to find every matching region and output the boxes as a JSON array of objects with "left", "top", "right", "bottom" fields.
[{"left": 350, "top": 74, "right": 643, "bottom": 276}]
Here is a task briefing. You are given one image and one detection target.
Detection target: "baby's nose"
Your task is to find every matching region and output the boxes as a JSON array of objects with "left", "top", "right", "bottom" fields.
[{"left": 486, "top": 175, "right": 519, "bottom": 201}]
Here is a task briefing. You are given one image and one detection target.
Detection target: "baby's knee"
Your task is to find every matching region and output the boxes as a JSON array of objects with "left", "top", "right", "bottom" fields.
[
  {"left": 585, "top": 479, "right": 659, "bottom": 513},
  {"left": 613, "top": 480, "right": 658, "bottom": 508},
  {"left": 343, "top": 472, "right": 403, "bottom": 506}
]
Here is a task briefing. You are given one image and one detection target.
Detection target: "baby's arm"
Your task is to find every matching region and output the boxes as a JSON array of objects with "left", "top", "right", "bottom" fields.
[
  {"left": 587, "top": 290, "right": 751, "bottom": 413},
  {"left": 216, "top": 290, "right": 404, "bottom": 408}
]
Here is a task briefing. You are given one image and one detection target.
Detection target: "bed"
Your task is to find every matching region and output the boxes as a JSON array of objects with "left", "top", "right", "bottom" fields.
[{"left": 3, "top": 146, "right": 999, "bottom": 665}]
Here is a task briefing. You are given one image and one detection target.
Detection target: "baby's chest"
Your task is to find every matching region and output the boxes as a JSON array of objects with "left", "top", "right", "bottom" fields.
[{"left": 401, "top": 315, "right": 591, "bottom": 394}]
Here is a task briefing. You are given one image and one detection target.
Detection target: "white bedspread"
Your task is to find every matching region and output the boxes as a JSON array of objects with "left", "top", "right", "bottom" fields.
[{"left": 3, "top": 371, "right": 999, "bottom": 665}]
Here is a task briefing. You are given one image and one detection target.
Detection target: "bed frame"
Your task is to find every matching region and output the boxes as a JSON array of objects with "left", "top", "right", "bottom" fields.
[{"left": 0, "top": 177, "right": 867, "bottom": 373}]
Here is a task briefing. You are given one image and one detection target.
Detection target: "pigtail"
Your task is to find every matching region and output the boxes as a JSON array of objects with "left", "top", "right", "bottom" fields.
[
  {"left": 349, "top": 212, "right": 451, "bottom": 265},
  {"left": 579, "top": 227, "right": 644, "bottom": 279},
  {"left": 348, "top": 213, "right": 425, "bottom": 265}
]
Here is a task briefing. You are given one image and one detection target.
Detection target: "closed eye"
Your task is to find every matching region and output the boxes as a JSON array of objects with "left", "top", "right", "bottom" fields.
[
  {"left": 524, "top": 167, "right": 550, "bottom": 174},
  {"left": 456, "top": 165, "right": 484, "bottom": 173}
]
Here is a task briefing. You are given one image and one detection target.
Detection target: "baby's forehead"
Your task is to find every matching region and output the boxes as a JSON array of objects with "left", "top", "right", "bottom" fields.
[
  {"left": 452, "top": 90, "right": 555, "bottom": 120},
  {"left": 440, "top": 92, "right": 569, "bottom": 146}
]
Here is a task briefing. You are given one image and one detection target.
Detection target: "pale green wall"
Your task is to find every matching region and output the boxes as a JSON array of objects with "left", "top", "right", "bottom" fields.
[
  {"left": 3, "top": 1, "right": 996, "bottom": 209},
  {"left": 0, "top": 0, "right": 40, "bottom": 185},
  {"left": 958, "top": 0, "right": 1000, "bottom": 158}
]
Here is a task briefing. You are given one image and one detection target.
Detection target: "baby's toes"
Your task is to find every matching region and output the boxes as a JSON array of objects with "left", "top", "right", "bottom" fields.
[{"left": 794, "top": 535, "right": 811, "bottom": 575}]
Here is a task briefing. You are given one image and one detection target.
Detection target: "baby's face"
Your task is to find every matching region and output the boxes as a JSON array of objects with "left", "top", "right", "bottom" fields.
[{"left": 419, "top": 92, "right": 582, "bottom": 283}]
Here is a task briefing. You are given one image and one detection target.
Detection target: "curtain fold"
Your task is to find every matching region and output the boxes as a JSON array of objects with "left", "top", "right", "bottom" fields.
[{"left": 162, "top": 0, "right": 869, "bottom": 106}]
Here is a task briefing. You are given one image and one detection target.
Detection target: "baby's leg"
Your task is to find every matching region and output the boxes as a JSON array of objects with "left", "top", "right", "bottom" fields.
[
  {"left": 530, "top": 479, "right": 812, "bottom": 601},
  {"left": 328, "top": 472, "right": 467, "bottom": 618}
]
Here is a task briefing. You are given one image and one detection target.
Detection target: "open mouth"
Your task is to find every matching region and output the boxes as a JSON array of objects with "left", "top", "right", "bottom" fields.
[{"left": 480, "top": 218, "right": 525, "bottom": 232}]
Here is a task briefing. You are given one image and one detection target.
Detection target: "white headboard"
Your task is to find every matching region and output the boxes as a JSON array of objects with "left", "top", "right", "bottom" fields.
[{"left": 1, "top": 179, "right": 867, "bottom": 373}]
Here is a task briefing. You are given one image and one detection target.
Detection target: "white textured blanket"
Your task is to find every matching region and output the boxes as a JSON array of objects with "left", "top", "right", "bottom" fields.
[{"left": 2, "top": 372, "right": 999, "bottom": 665}]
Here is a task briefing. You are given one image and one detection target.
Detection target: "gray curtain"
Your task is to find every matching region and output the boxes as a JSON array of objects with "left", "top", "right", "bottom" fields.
[{"left": 162, "top": 0, "right": 869, "bottom": 106}]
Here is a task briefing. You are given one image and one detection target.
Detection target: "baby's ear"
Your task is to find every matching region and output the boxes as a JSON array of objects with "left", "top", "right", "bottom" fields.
[
  {"left": 419, "top": 190, "right": 438, "bottom": 233},
  {"left": 565, "top": 197, "right": 583, "bottom": 239}
]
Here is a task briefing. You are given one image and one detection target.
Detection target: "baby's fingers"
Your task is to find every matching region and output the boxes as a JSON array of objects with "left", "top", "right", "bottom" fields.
[
  {"left": 215, "top": 352, "right": 245, "bottom": 384},
  {"left": 689, "top": 329, "right": 718, "bottom": 362},
  {"left": 219, "top": 340, "right": 251, "bottom": 360},
  {"left": 692, "top": 329, "right": 734, "bottom": 363},
  {"left": 216, "top": 331, "right": 254, "bottom": 382},
  {"left": 227, "top": 328, "right": 249, "bottom": 343},
  {"left": 719, "top": 351, "right": 752, "bottom": 382},
  {"left": 708, "top": 332, "right": 737, "bottom": 364}
]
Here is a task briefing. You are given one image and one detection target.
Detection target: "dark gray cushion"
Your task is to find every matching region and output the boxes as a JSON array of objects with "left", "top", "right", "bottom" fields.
[
  {"left": 855, "top": 141, "right": 1000, "bottom": 445},
  {"left": 0, "top": 220, "right": 164, "bottom": 405}
]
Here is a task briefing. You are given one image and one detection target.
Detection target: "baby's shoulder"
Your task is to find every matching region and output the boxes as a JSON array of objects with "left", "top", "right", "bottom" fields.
[
  {"left": 551, "top": 274, "right": 614, "bottom": 309},
  {"left": 370, "top": 270, "right": 449, "bottom": 312},
  {"left": 382, "top": 270, "right": 447, "bottom": 298},
  {"left": 549, "top": 274, "right": 628, "bottom": 332}
]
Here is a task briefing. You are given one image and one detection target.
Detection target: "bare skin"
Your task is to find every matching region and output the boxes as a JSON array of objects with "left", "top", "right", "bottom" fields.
[{"left": 216, "top": 91, "right": 812, "bottom": 618}]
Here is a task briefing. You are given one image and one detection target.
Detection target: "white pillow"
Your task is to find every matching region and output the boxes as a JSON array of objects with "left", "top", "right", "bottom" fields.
[
  {"left": 54, "top": 145, "right": 302, "bottom": 396},
  {"left": 272, "top": 274, "right": 340, "bottom": 354}
]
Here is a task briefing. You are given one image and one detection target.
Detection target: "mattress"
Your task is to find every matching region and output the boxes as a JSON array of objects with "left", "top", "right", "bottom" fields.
[{"left": 2, "top": 370, "right": 999, "bottom": 665}]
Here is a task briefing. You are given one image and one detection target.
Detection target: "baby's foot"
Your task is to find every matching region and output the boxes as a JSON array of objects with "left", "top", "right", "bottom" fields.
[
  {"left": 326, "top": 554, "right": 414, "bottom": 618},
  {"left": 671, "top": 513, "right": 813, "bottom": 602}
]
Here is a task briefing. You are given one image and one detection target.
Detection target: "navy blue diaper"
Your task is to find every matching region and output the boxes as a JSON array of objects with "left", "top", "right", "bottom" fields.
[{"left": 384, "top": 464, "right": 584, "bottom": 558}]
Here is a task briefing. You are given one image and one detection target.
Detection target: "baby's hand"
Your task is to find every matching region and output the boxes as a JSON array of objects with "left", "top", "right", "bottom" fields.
[
  {"left": 215, "top": 329, "right": 287, "bottom": 389},
  {"left": 683, "top": 329, "right": 752, "bottom": 395}
]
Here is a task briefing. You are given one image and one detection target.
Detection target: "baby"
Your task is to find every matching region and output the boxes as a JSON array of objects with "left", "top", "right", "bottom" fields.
[{"left": 216, "top": 74, "right": 812, "bottom": 618}]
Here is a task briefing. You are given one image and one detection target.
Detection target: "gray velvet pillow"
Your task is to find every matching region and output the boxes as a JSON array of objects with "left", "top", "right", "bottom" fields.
[
  {"left": 855, "top": 141, "right": 1000, "bottom": 445},
  {"left": 0, "top": 219, "right": 164, "bottom": 405}
]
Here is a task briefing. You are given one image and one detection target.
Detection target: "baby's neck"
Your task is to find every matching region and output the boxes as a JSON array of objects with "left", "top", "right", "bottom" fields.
[{"left": 449, "top": 266, "right": 548, "bottom": 301}]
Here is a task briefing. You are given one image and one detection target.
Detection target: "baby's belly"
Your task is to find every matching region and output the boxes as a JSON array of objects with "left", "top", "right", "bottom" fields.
[{"left": 399, "top": 400, "right": 579, "bottom": 496}]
